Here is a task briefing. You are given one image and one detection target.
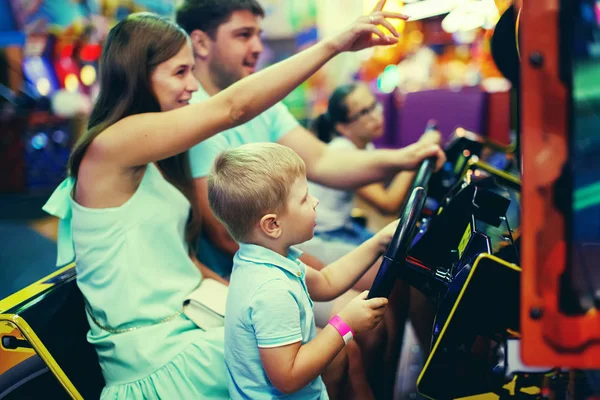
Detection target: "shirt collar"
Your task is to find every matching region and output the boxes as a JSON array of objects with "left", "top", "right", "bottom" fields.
[{"left": 237, "top": 243, "right": 305, "bottom": 278}]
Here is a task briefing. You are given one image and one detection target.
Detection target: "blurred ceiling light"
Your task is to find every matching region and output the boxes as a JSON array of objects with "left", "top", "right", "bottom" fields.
[
  {"left": 401, "top": 0, "right": 499, "bottom": 25},
  {"left": 441, "top": 0, "right": 499, "bottom": 32},
  {"left": 442, "top": 7, "right": 485, "bottom": 33},
  {"left": 452, "top": 29, "right": 478, "bottom": 44},
  {"left": 402, "top": 0, "right": 455, "bottom": 21}
]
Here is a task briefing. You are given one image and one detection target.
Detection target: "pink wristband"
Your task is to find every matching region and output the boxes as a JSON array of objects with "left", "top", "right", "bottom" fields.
[{"left": 328, "top": 315, "right": 354, "bottom": 345}]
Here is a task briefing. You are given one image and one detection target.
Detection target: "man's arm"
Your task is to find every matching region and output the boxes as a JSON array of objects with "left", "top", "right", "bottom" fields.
[
  {"left": 278, "top": 126, "right": 445, "bottom": 190},
  {"left": 354, "top": 127, "right": 442, "bottom": 212}
]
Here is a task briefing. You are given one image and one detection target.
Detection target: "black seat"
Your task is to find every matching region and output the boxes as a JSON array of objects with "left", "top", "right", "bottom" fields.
[{"left": 0, "top": 266, "right": 105, "bottom": 399}]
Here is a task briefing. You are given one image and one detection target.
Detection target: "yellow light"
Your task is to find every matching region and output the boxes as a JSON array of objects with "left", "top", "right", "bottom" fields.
[
  {"left": 65, "top": 73, "right": 79, "bottom": 93},
  {"left": 80, "top": 65, "right": 97, "bottom": 86},
  {"left": 407, "top": 29, "right": 423, "bottom": 45},
  {"left": 36, "top": 78, "right": 50, "bottom": 96},
  {"left": 364, "top": 0, "right": 405, "bottom": 33}
]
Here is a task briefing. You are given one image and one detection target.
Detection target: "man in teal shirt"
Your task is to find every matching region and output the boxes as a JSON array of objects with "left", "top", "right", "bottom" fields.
[
  {"left": 177, "top": 2, "right": 444, "bottom": 397},
  {"left": 177, "top": 0, "right": 443, "bottom": 279}
]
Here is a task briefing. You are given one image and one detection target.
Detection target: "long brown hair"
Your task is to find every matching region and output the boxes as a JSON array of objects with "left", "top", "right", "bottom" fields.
[{"left": 69, "top": 13, "right": 200, "bottom": 247}]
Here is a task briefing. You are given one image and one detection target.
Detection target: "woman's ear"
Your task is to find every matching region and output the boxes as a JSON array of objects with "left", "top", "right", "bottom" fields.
[
  {"left": 189, "top": 29, "right": 211, "bottom": 59},
  {"left": 259, "top": 214, "right": 282, "bottom": 239}
]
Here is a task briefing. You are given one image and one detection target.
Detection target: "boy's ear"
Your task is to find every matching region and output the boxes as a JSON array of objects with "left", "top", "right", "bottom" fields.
[
  {"left": 259, "top": 214, "right": 282, "bottom": 239},
  {"left": 189, "top": 29, "right": 212, "bottom": 59}
]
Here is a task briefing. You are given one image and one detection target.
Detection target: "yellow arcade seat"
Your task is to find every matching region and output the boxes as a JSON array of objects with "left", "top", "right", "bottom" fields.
[{"left": 0, "top": 264, "right": 104, "bottom": 399}]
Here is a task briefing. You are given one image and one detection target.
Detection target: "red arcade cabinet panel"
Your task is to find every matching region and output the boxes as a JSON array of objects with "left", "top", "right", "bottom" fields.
[{"left": 521, "top": 0, "right": 600, "bottom": 368}]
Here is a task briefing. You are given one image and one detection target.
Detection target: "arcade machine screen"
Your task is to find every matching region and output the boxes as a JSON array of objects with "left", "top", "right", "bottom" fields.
[{"left": 565, "top": 0, "right": 600, "bottom": 313}]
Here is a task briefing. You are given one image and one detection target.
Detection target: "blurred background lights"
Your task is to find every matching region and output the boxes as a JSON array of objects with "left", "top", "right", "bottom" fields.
[
  {"left": 80, "top": 65, "right": 96, "bottom": 86},
  {"left": 36, "top": 78, "right": 51, "bottom": 96},
  {"left": 65, "top": 73, "right": 79, "bottom": 92},
  {"left": 31, "top": 132, "right": 49, "bottom": 150}
]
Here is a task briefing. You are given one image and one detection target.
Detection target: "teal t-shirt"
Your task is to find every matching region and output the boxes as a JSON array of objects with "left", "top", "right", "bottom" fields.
[
  {"left": 189, "top": 85, "right": 300, "bottom": 276},
  {"left": 189, "top": 85, "right": 300, "bottom": 179}
]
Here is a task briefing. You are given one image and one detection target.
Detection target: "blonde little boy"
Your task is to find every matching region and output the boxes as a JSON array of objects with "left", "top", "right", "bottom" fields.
[{"left": 208, "top": 142, "right": 397, "bottom": 399}]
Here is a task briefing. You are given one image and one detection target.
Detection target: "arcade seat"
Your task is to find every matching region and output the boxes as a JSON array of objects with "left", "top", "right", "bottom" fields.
[
  {"left": 0, "top": 265, "right": 104, "bottom": 399},
  {"left": 396, "top": 87, "right": 487, "bottom": 148}
]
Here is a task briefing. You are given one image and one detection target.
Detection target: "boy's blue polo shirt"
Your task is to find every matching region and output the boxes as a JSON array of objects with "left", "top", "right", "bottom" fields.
[
  {"left": 224, "top": 243, "right": 329, "bottom": 400},
  {"left": 188, "top": 85, "right": 300, "bottom": 277}
]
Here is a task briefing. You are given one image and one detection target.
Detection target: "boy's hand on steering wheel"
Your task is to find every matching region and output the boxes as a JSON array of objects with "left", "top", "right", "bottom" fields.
[
  {"left": 374, "top": 219, "right": 400, "bottom": 253},
  {"left": 337, "top": 291, "right": 388, "bottom": 334}
]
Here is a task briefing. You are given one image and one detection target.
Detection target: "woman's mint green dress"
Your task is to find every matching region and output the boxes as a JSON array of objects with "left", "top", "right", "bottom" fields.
[{"left": 43, "top": 163, "right": 229, "bottom": 399}]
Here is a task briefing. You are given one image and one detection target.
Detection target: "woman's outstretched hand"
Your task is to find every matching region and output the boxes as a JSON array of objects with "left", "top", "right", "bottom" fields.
[{"left": 326, "top": 0, "right": 409, "bottom": 54}]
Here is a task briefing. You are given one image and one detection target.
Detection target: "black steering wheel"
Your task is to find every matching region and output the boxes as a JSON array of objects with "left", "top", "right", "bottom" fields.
[{"left": 368, "top": 156, "right": 437, "bottom": 299}]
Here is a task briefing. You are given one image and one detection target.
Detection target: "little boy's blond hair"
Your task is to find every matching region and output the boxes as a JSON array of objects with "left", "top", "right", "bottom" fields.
[{"left": 208, "top": 142, "right": 306, "bottom": 242}]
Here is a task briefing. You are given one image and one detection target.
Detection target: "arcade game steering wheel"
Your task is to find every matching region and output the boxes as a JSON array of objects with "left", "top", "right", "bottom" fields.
[{"left": 368, "top": 155, "right": 437, "bottom": 300}]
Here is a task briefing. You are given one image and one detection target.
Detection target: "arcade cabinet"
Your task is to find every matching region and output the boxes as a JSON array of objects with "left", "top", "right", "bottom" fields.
[{"left": 521, "top": 0, "right": 600, "bottom": 369}]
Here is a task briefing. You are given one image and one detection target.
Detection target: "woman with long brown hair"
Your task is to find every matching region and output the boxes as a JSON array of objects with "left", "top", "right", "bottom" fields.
[{"left": 42, "top": 6, "right": 416, "bottom": 399}]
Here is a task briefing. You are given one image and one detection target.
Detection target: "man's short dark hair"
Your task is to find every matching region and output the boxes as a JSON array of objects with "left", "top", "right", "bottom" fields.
[{"left": 176, "top": 0, "right": 265, "bottom": 38}]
